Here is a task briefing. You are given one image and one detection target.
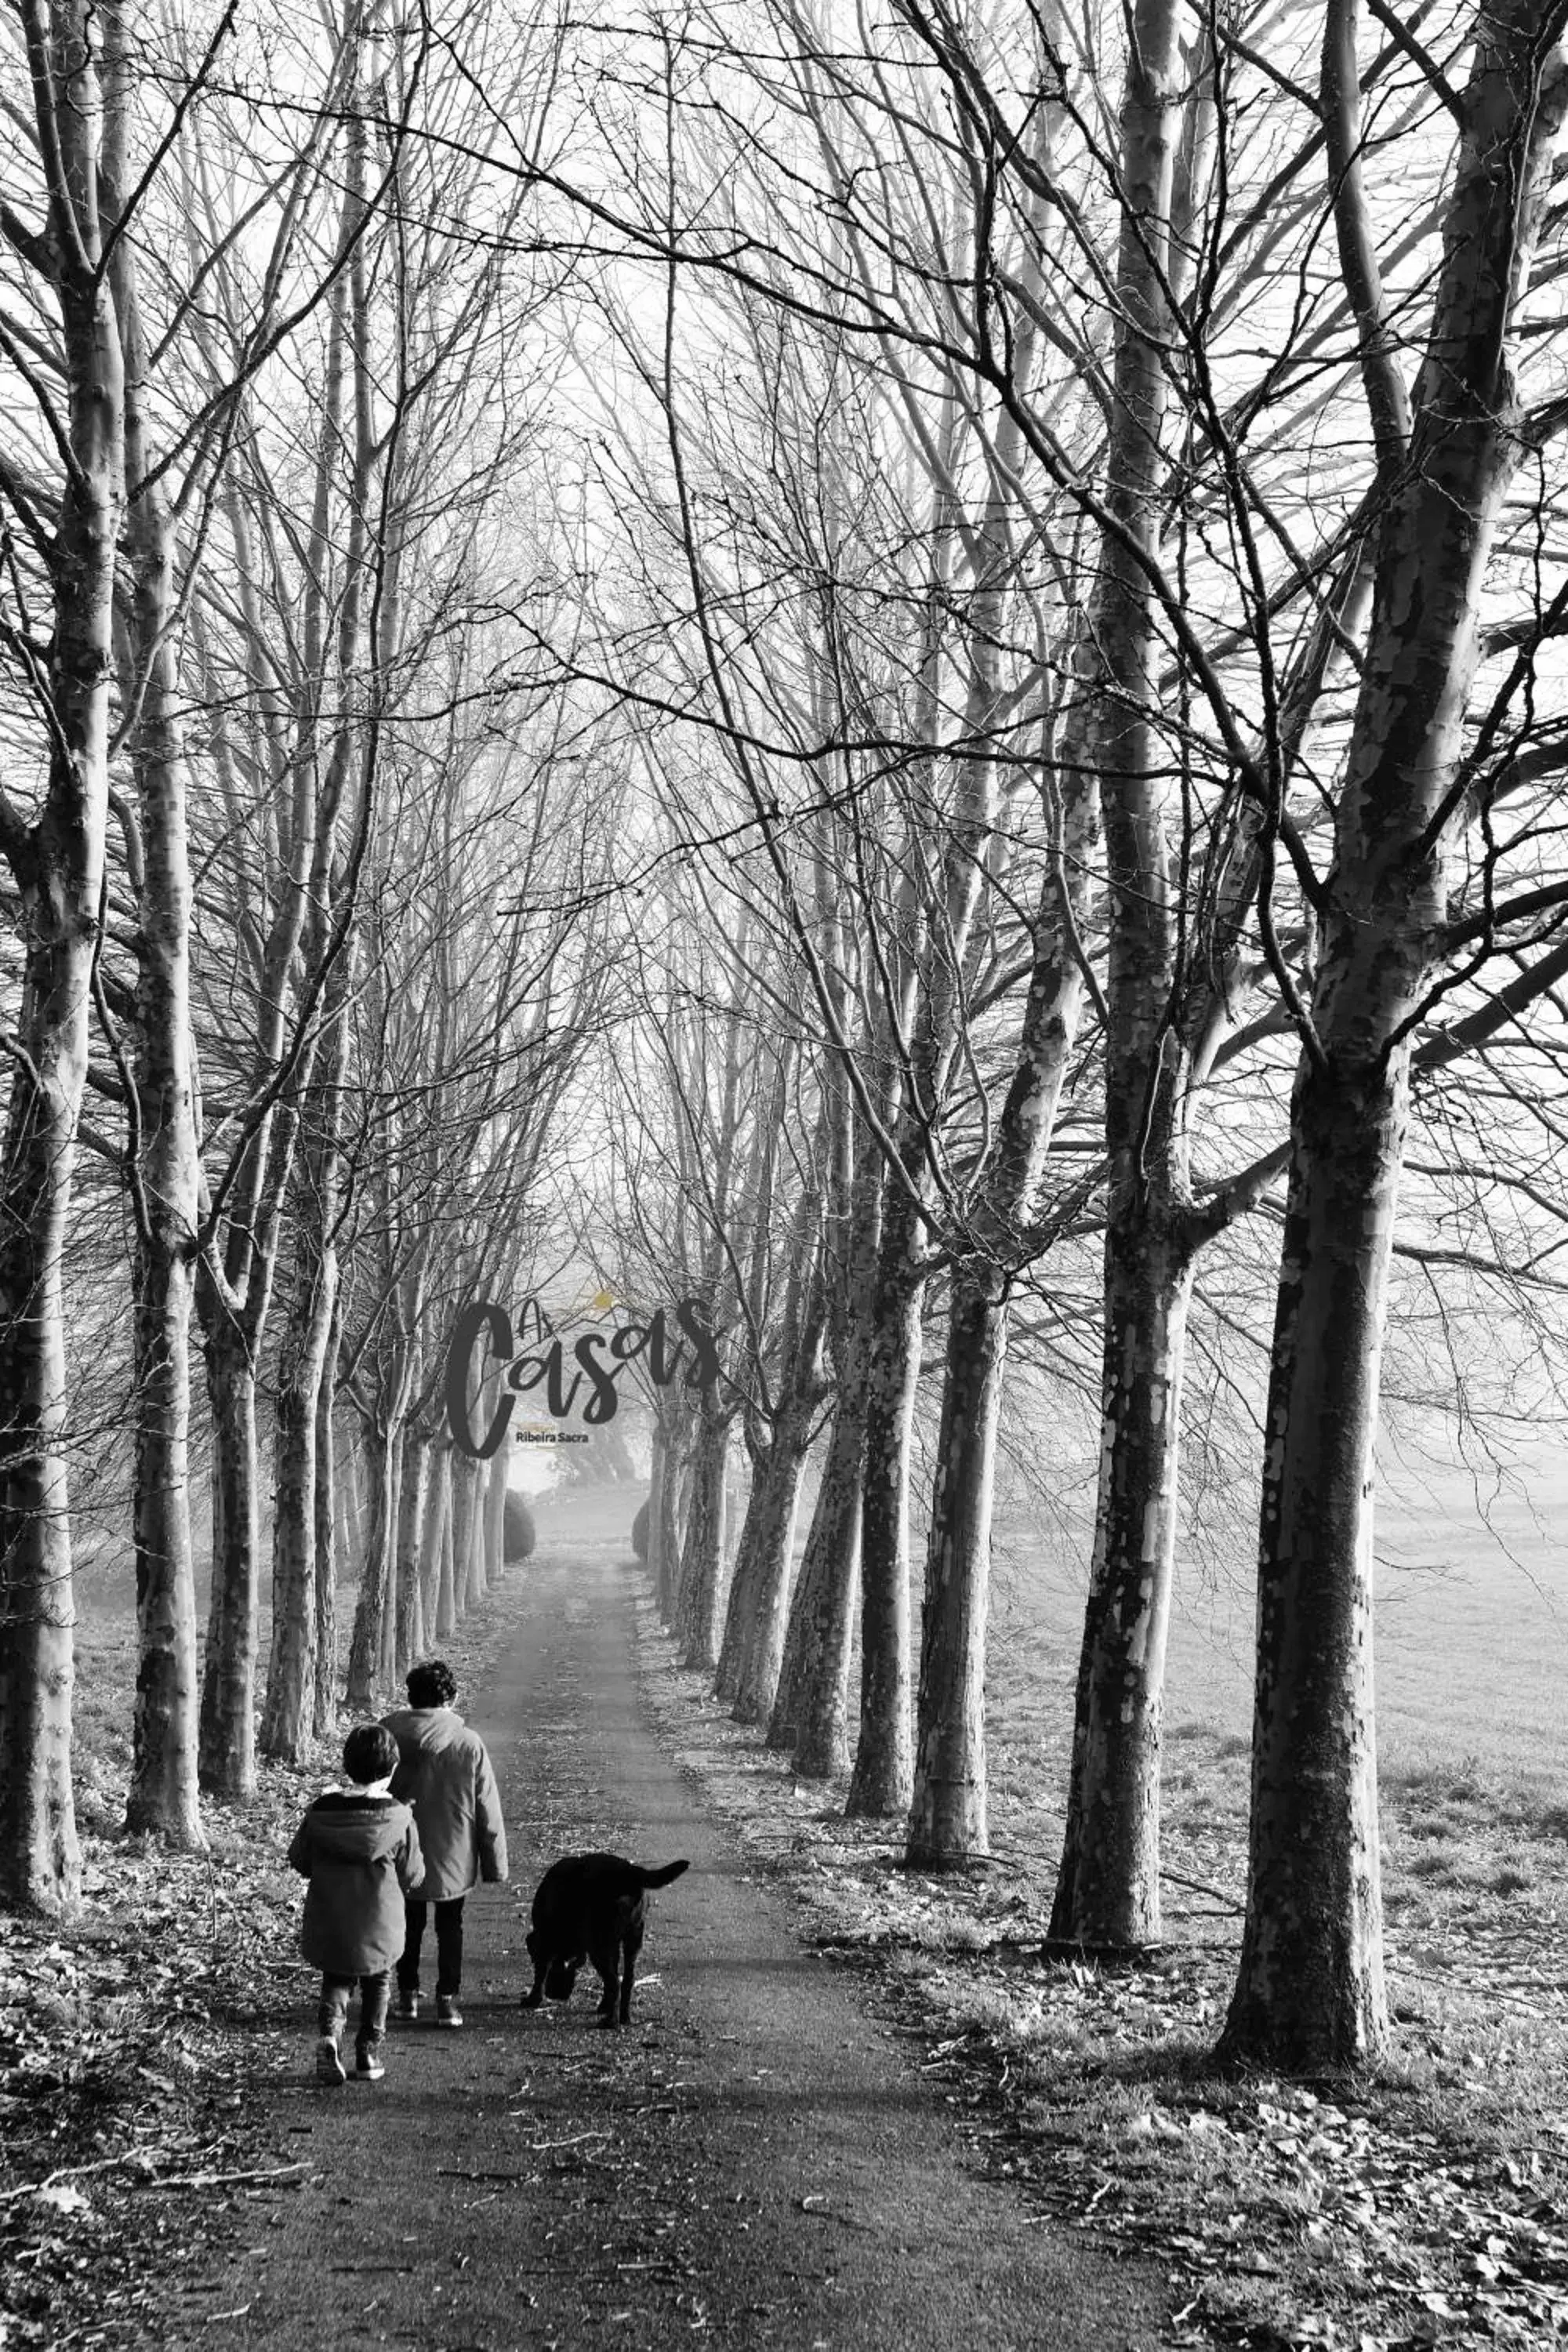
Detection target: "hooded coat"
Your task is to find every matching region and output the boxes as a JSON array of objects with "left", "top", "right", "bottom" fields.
[
  {"left": 288, "top": 1792, "right": 423, "bottom": 1975},
  {"left": 380, "top": 1708, "right": 508, "bottom": 1901}
]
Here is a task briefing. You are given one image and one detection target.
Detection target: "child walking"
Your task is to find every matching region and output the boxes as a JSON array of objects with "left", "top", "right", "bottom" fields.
[
  {"left": 288, "top": 1723, "right": 423, "bottom": 2086},
  {"left": 382, "top": 1659, "right": 508, "bottom": 2028}
]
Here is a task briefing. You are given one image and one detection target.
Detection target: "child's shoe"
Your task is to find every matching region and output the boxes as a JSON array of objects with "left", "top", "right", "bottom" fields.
[
  {"left": 435, "top": 1996, "right": 463, "bottom": 2029},
  {"left": 315, "top": 2033, "right": 347, "bottom": 2088},
  {"left": 395, "top": 1987, "right": 419, "bottom": 2021},
  {"left": 355, "top": 2042, "right": 386, "bottom": 2081}
]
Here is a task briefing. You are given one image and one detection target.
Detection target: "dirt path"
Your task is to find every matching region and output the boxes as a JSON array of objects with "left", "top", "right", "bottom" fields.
[{"left": 176, "top": 1497, "right": 1167, "bottom": 2350}]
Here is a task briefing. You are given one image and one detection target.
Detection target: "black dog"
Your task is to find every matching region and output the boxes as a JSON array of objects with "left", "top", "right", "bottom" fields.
[{"left": 520, "top": 1853, "right": 689, "bottom": 2027}]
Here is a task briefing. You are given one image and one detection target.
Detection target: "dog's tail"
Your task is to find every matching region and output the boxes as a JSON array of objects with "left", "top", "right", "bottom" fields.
[{"left": 637, "top": 1859, "right": 690, "bottom": 1889}]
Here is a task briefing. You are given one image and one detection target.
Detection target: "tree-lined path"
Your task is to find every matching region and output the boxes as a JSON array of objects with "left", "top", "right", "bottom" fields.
[{"left": 183, "top": 1493, "right": 1163, "bottom": 2350}]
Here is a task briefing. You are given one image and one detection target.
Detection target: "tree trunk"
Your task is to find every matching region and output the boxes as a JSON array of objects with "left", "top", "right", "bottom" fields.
[
  {"left": 0, "top": 1037, "right": 89, "bottom": 1911},
  {"left": 675, "top": 1414, "right": 731, "bottom": 1671},
  {"left": 0, "top": 0, "right": 125, "bottom": 1913},
  {"left": 481, "top": 1443, "right": 508, "bottom": 1588},
  {"left": 260, "top": 1234, "right": 337, "bottom": 1762},
  {"left": 645, "top": 1427, "right": 670, "bottom": 1610},
  {"left": 1218, "top": 1070, "right": 1399, "bottom": 2068},
  {"left": 394, "top": 1438, "right": 430, "bottom": 1674},
  {"left": 107, "top": 74, "right": 204, "bottom": 1846},
  {"left": 125, "top": 1240, "right": 203, "bottom": 1842},
  {"left": 338, "top": 1429, "right": 364, "bottom": 1574},
  {"left": 379, "top": 1425, "right": 405, "bottom": 1689},
  {"left": 771, "top": 1389, "right": 865, "bottom": 1778},
  {"left": 1048, "top": 1227, "right": 1194, "bottom": 1940},
  {"left": 714, "top": 1432, "right": 779, "bottom": 1703},
  {"left": 434, "top": 1450, "right": 458, "bottom": 1638},
  {"left": 346, "top": 1420, "right": 394, "bottom": 1709},
  {"left": 845, "top": 1178, "right": 922, "bottom": 1817},
  {"left": 418, "top": 1444, "right": 448, "bottom": 1636},
  {"left": 1033, "top": 0, "right": 1189, "bottom": 1920},
  {"left": 198, "top": 1320, "right": 262, "bottom": 1798},
  {"left": 463, "top": 1454, "right": 488, "bottom": 1611},
  {"left": 313, "top": 1298, "right": 343, "bottom": 1743},
  {"left": 450, "top": 1452, "right": 482, "bottom": 1624},
  {"left": 1219, "top": 3, "right": 1567, "bottom": 2071},
  {"left": 655, "top": 1417, "right": 688, "bottom": 1624},
  {"left": 720, "top": 1401, "right": 815, "bottom": 1726},
  {"left": 906, "top": 748, "right": 1097, "bottom": 1864},
  {"left": 906, "top": 1274, "right": 1003, "bottom": 1864}
]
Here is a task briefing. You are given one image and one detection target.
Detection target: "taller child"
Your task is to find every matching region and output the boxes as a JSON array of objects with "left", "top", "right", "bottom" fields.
[{"left": 383, "top": 1659, "right": 508, "bottom": 2027}]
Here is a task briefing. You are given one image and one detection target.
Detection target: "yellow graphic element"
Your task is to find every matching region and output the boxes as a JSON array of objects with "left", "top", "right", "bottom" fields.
[{"left": 590, "top": 1288, "right": 616, "bottom": 1312}]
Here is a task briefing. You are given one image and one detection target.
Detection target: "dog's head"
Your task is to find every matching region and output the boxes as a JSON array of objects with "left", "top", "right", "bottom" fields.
[{"left": 527, "top": 1927, "right": 581, "bottom": 2002}]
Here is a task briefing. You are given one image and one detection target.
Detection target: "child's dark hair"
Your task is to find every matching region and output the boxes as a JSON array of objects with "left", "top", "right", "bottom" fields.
[
  {"left": 407, "top": 1658, "right": 458, "bottom": 1708},
  {"left": 343, "top": 1723, "right": 400, "bottom": 1784}
]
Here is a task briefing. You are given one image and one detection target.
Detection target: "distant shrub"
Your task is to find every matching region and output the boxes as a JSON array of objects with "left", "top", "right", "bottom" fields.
[
  {"left": 503, "top": 1493, "right": 536, "bottom": 1562},
  {"left": 631, "top": 1499, "right": 650, "bottom": 1561}
]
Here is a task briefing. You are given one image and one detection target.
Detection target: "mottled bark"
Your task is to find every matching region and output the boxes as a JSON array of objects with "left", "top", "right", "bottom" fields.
[
  {"left": 717, "top": 1396, "right": 814, "bottom": 1722},
  {"left": 675, "top": 1413, "right": 731, "bottom": 1672},
  {"left": 450, "top": 1452, "right": 482, "bottom": 1623},
  {"left": 262, "top": 920, "right": 350, "bottom": 1761},
  {"left": 394, "top": 1438, "right": 430, "bottom": 1673},
  {"left": 418, "top": 1444, "right": 448, "bottom": 1632},
  {"left": 125, "top": 1209, "right": 202, "bottom": 1842},
  {"left": 1049, "top": 1231, "right": 1194, "bottom": 1940},
  {"left": 378, "top": 1426, "right": 405, "bottom": 1687},
  {"left": 845, "top": 1178, "right": 922, "bottom": 1817},
  {"left": 260, "top": 1235, "right": 338, "bottom": 1762},
  {"left": 339, "top": 1430, "right": 365, "bottom": 1573},
  {"left": 773, "top": 1073, "right": 872, "bottom": 1777},
  {"left": 644, "top": 1429, "right": 670, "bottom": 1611},
  {"left": 907, "top": 1279, "right": 1000, "bottom": 1863},
  {"left": 717, "top": 1203, "right": 826, "bottom": 1719},
  {"left": 654, "top": 1413, "right": 689, "bottom": 1624},
  {"left": 197, "top": 1324, "right": 260, "bottom": 1798},
  {"left": 769, "top": 1388, "right": 864, "bottom": 1778},
  {"left": 433, "top": 1450, "right": 457, "bottom": 1638},
  {"left": 1219, "top": 1070, "right": 1398, "bottom": 2068},
  {"left": 312, "top": 1310, "right": 343, "bottom": 1743},
  {"left": 346, "top": 1421, "right": 394, "bottom": 1709},
  {"left": 481, "top": 1442, "right": 508, "bottom": 1589}
]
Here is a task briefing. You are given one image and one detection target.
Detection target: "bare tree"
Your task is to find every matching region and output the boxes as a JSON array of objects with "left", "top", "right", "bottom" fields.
[{"left": 0, "top": 0, "right": 126, "bottom": 1911}]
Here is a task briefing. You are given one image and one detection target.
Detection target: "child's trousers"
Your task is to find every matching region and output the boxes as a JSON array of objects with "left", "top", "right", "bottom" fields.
[
  {"left": 318, "top": 1969, "right": 391, "bottom": 2048},
  {"left": 398, "top": 1897, "right": 465, "bottom": 1998}
]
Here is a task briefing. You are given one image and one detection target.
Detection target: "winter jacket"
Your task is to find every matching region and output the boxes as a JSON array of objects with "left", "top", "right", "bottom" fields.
[
  {"left": 380, "top": 1708, "right": 508, "bottom": 1900},
  {"left": 288, "top": 1792, "right": 423, "bottom": 1976}
]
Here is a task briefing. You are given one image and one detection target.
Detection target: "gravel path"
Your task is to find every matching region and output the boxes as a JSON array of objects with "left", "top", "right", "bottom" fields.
[{"left": 177, "top": 1497, "right": 1167, "bottom": 2350}]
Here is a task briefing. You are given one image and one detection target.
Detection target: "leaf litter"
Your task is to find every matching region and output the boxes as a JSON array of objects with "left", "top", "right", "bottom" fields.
[
  {"left": 2, "top": 1574, "right": 533, "bottom": 2351},
  {"left": 631, "top": 1592, "right": 1568, "bottom": 2352}
]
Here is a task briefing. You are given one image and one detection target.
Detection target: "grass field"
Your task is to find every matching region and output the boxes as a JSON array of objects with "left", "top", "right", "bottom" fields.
[{"left": 989, "top": 1438, "right": 1568, "bottom": 1809}]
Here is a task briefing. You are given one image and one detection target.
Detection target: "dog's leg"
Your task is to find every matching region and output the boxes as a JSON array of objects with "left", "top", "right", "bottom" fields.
[
  {"left": 619, "top": 1937, "right": 638, "bottom": 2024},
  {"left": 520, "top": 1963, "right": 547, "bottom": 2010},
  {"left": 589, "top": 1941, "right": 619, "bottom": 2025}
]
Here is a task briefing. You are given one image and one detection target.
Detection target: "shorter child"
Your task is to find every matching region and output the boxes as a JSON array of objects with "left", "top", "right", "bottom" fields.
[{"left": 288, "top": 1723, "right": 423, "bottom": 2086}]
